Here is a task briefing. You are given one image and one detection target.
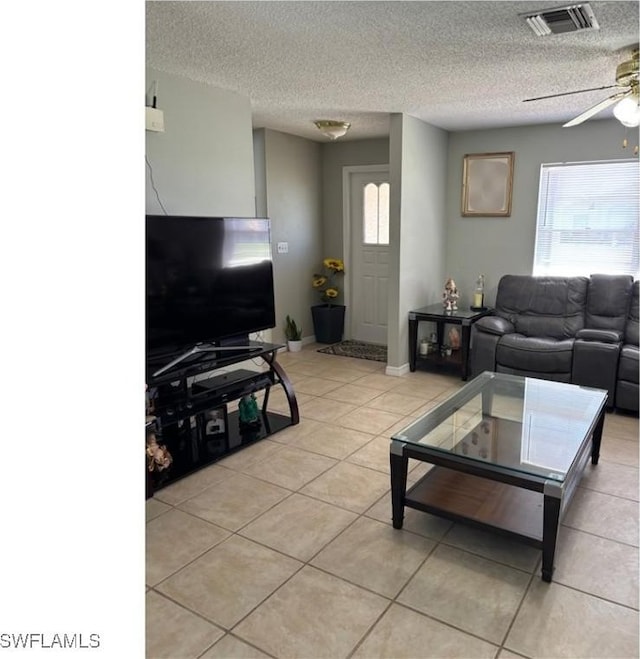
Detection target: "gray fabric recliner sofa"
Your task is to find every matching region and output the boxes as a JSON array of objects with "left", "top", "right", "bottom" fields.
[{"left": 471, "top": 274, "right": 636, "bottom": 410}]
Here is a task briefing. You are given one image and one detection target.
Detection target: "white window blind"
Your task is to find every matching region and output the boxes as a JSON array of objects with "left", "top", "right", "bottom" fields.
[{"left": 533, "top": 160, "right": 639, "bottom": 277}]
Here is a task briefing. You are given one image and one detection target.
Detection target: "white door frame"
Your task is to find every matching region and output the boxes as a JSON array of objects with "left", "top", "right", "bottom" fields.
[{"left": 342, "top": 164, "right": 390, "bottom": 341}]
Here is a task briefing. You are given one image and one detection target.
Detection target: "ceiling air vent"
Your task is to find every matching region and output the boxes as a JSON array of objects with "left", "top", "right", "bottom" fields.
[{"left": 523, "top": 3, "right": 599, "bottom": 36}]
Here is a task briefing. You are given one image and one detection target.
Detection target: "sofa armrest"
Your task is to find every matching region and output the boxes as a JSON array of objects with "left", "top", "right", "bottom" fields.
[
  {"left": 475, "top": 316, "right": 515, "bottom": 337},
  {"left": 573, "top": 336, "right": 622, "bottom": 408},
  {"left": 575, "top": 329, "right": 623, "bottom": 343}
]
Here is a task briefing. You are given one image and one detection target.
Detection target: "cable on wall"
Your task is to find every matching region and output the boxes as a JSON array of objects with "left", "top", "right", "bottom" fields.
[{"left": 145, "top": 155, "right": 169, "bottom": 215}]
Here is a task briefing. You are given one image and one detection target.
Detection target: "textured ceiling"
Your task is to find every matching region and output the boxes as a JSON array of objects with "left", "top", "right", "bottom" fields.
[{"left": 146, "top": 1, "right": 639, "bottom": 141}]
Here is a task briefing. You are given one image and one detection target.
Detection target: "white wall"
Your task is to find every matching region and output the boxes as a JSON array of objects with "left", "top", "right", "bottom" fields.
[
  {"left": 145, "top": 68, "right": 255, "bottom": 216},
  {"left": 445, "top": 118, "right": 630, "bottom": 306},
  {"left": 388, "top": 114, "right": 449, "bottom": 368}
]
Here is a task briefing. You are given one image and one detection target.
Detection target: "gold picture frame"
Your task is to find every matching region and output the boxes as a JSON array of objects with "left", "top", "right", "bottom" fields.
[{"left": 462, "top": 152, "right": 514, "bottom": 217}]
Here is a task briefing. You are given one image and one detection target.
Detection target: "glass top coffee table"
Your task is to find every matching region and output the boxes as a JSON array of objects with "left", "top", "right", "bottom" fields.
[{"left": 390, "top": 371, "right": 607, "bottom": 582}]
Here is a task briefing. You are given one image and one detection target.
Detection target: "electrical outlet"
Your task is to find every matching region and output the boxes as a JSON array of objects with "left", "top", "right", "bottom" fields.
[{"left": 277, "top": 242, "right": 289, "bottom": 254}]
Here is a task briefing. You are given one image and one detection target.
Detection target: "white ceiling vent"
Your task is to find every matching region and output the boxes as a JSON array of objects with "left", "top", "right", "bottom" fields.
[{"left": 523, "top": 4, "right": 599, "bottom": 36}]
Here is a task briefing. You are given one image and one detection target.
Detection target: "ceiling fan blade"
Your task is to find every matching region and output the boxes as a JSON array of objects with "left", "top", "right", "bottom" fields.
[
  {"left": 523, "top": 84, "right": 621, "bottom": 102},
  {"left": 563, "top": 90, "right": 631, "bottom": 127}
]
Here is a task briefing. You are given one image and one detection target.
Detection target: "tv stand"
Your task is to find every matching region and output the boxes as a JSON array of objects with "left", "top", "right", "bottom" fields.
[
  {"left": 146, "top": 342, "right": 298, "bottom": 497},
  {"left": 152, "top": 343, "right": 262, "bottom": 378}
]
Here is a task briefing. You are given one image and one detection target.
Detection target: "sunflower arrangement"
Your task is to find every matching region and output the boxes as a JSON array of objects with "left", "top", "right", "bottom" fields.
[{"left": 312, "top": 258, "right": 345, "bottom": 306}]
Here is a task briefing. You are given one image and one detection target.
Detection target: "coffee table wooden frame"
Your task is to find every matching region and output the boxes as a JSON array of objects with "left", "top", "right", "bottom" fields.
[{"left": 390, "top": 374, "right": 606, "bottom": 582}]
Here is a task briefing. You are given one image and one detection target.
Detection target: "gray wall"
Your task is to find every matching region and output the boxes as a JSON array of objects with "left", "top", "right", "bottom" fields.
[
  {"left": 144, "top": 69, "right": 631, "bottom": 364},
  {"left": 322, "top": 138, "right": 390, "bottom": 257},
  {"left": 253, "top": 130, "right": 267, "bottom": 217},
  {"left": 145, "top": 68, "right": 255, "bottom": 216},
  {"left": 445, "top": 118, "right": 629, "bottom": 307},
  {"left": 259, "top": 129, "right": 323, "bottom": 344},
  {"left": 388, "top": 114, "right": 449, "bottom": 368}
]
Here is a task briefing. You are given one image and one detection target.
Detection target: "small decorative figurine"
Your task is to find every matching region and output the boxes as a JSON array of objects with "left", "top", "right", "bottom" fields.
[
  {"left": 238, "top": 393, "right": 261, "bottom": 428},
  {"left": 448, "top": 327, "right": 461, "bottom": 350},
  {"left": 442, "top": 278, "right": 460, "bottom": 312},
  {"left": 146, "top": 431, "right": 173, "bottom": 472}
]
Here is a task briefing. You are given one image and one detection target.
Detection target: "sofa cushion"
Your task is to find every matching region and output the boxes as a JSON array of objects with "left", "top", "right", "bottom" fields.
[
  {"left": 585, "top": 274, "right": 633, "bottom": 332},
  {"left": 616, "top": 381, "right": 639, "bottom": 412},
  {"left": 495, "top": 275, "right": 588, "bottom": 339},
  {"left": 618, "top": 344, "right": 639, "bottom": 384},
  {"left": 496, "top": 365, "right": 572, "bottom": 383},
  {"left": 496, "top": 334, "right": 574, "bottom": 374}
]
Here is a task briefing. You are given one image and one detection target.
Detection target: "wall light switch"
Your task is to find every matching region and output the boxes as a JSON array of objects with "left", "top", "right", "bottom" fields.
[{"left": 277, "top": 242, "right": 289, "bottom": 254}]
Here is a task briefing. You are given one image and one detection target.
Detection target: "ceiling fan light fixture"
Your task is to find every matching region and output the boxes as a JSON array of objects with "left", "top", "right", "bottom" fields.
[
  {"left": 314, "top": 120, "right": 351, "bottom": 140},
  {"left": 613, "top": 94, "right": 640, "bottom": 128}
]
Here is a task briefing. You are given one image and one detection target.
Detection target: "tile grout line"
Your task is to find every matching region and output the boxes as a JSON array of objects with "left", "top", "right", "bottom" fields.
[
  {"left": 496, "top": 566, "right": 538, "bottom": 659},
  {"left": 559, "top": 520, "right": 639, "bottom": 549},
  {"left": 146, "top": 349, "right": 639, "bottom": 657}
]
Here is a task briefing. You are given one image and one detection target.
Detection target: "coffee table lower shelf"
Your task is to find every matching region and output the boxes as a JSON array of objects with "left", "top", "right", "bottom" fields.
[{"left": 403, "top": 467, "right": 543, "bottom": 546}]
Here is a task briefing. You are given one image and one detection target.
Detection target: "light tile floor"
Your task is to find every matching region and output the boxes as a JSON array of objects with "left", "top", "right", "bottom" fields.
[{"left": 146, "top": 345, "right": 639, "bottom": 659}]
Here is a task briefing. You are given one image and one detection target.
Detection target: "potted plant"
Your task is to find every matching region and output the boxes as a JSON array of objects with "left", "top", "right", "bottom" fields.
[
  {"left": 284, "top": 315, "right": 303, "bottom": 352},
  {"left": 311, "top": 258, "right": 346, "bottom": 344}
]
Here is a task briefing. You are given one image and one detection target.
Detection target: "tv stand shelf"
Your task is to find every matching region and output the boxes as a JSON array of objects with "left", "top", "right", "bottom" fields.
[{"left": 146, "top": 342, "right": 298, "bottom": 497}]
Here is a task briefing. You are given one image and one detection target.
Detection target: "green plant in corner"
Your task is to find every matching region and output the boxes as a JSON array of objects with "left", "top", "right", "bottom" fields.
[
  {"left": 284, "top": 315, "right": 302, "bottom": 341},
  {"left": 312, "top": 258, "right": 345, "bottom": 307}
]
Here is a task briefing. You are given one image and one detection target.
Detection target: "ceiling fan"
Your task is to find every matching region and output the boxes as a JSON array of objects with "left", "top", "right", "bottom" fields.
[{"left": 523, "top": 48, "right": 639, "bottom": 128}]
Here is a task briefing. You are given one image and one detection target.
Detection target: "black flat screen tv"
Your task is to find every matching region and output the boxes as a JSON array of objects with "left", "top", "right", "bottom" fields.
[{"left": 146, "top": 215, "right": 275, "bottom": 358}]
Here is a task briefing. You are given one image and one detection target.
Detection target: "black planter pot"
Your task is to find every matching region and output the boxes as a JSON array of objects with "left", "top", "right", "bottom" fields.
[{"left": 311, "top": 304, "right": 346, "bottom": 344}]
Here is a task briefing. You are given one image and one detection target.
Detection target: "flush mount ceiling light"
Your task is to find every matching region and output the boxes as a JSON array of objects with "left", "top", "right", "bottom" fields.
[{"left": 314, "top": 120, "right": 351, "bottom": 140}]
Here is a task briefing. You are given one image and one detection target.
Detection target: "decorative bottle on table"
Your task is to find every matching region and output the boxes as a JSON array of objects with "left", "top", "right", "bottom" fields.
[{"left": 472, "top": 274, "right": 485, "bottom": 310}]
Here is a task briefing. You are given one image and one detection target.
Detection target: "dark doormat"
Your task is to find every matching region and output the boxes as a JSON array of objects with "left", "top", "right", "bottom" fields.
[{"left": 317, "top": 340, "right": 387, "bottom": 362}]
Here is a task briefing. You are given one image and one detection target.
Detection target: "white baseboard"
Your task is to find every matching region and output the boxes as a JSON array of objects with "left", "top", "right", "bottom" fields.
[
  {"left": 277, "top": 335, "right": 315, "bottom": 352},
  {"left": 385, "top": 363, "right": 410, "bottom": 377}
]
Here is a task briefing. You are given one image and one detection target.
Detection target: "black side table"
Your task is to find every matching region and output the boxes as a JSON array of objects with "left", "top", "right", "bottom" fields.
[{"left": 408, "top": 304, "right": 492, "bottom": 380}]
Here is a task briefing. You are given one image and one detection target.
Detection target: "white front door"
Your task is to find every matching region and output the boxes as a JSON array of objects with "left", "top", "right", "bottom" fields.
[{"left": 348, "top": 169, "right": 390, "bottom": 345}]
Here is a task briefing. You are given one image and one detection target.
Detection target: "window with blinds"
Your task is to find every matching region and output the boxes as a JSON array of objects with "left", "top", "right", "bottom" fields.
[{"left": 533, "top": 160, "right": 639, "bottom": 278}]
